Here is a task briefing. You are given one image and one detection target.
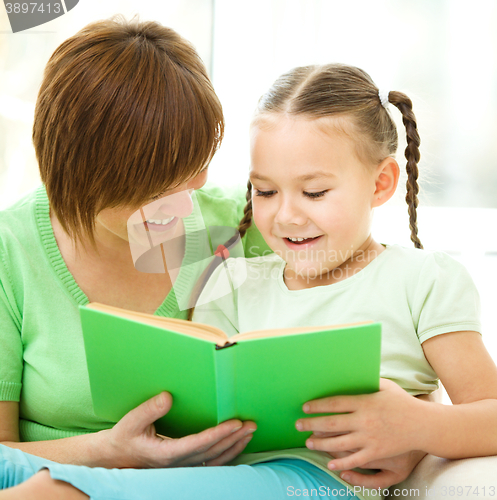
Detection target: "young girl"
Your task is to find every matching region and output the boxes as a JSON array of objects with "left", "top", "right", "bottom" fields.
[
  {"left": 191, "top": 62, "right": 497, "bottom": 496},
  {"left": 2, "top": 63, "right": 496, "bottom": 500}
]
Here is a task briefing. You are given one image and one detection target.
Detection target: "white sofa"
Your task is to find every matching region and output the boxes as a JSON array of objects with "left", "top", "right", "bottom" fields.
[
  {"left": 375, "top": 207, "right": 497, "bottom": 498},
  {"left": 390, "top": 454, "right": 497, "bottom": 499},
  {"left": 385, "top": 386, "right": 497, "bottom": 499}
]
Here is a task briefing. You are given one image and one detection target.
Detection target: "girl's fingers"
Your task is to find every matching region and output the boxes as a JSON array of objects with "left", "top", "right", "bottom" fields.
[
  {"left": 340, "top": 469, "right": 399, "bottom": 490},
  {"left": 303, "top": 394, "right": 362, "bottom": 415},
  {"left": 296, "top": 413, "right": 352, "bottom": 433},
  {"left": 310, "top": 431, "right": 348, "bottom": 438},
  {"left": 327, "top": 449, "right": 371, "bottom": 471},
  {"left": 326, "top": 449, "right": 355, "bottom": 459},
  {"left": 306, "top": 433, "right": 358, "bottom": 454}
]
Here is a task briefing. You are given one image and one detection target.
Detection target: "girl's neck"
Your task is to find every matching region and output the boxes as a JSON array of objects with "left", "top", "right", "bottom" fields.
[{"left": 283, "top": 235, "right": 386, "bottom": 290}]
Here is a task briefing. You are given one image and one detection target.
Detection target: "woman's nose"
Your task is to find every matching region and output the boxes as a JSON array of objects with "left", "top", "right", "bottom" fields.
[
  {"left": 158, "top": 189, "right": 194, "bottom": 218},
  {"left": 187, "top": 169, "right": 208, "bottom": 190}
]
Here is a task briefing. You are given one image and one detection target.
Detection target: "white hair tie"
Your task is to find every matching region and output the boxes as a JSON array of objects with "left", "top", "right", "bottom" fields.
[{"left": 378, "top": 89, "right": 390, "bottom": 108}]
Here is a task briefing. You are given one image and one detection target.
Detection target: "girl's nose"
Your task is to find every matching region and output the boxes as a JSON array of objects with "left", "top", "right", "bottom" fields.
[
  {"left": 274, "top": 199, "right": 306, "bottom": 226},
  {"left": 158, "top": 189, "right": 194, "bottom": 218}
]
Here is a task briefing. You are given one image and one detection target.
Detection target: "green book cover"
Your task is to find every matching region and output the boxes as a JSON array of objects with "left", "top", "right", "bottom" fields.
[{"left": 80, "top": 303, "right": 381, "bottom": 453}]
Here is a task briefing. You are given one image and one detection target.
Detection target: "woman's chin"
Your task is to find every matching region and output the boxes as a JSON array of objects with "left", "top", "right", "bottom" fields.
[{"left": 128, "top": 222, "right": 180, "bottom": 249}]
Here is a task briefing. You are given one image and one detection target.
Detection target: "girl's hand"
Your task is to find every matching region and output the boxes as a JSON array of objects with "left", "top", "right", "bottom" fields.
[
  {"left": 95, "top": 392, "right": 256, "bottom": 468},
  {"left": 296, "top": 378, "right": 421, "bottom": 471},
  {"left": 330, "top": 449, "right": 427, "bottom": 489}
]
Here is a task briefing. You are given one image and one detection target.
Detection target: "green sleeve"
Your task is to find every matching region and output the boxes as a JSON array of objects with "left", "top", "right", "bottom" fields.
[
  {"left": 192, "top": 258, "right": 241, "bottom": 336},
  {"left": 242, "top": 225, "right": 272, "bottom": 259},
  {"left": 196, "top": 182, "right": 272, "bottom": 258},
  {"left": 0, "top": 253, "right": 23, "bottom": 401},
  {"left": 413, "top": 252, "right": 482, "bottom": 343}
]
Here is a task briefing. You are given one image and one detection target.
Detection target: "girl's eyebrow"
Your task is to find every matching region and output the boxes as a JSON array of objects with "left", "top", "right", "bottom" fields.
[{"left": 250, "top": 171, "right": 336, "bottom": 181}]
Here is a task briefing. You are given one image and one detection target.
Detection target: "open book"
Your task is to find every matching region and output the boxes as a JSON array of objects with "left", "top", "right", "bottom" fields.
[{"left": 81, "top": 303, "right": 381, "bottom": 453}]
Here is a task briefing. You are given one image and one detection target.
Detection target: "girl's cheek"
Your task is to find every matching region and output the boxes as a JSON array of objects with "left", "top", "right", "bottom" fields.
[
  {"left": 251, "top": 204, "right": 261, "bottom": 224},
  {"left": 251, "top": 208, "right": 269, "bottom": 233}
]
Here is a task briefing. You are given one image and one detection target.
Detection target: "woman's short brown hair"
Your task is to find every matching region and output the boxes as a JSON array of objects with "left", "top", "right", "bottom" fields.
[{"left": 33, "top": 16, "right": 224, "bottom": 244}]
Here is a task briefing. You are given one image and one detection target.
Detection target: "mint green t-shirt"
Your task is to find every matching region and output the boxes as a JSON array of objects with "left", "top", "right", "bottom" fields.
[
  {"left": 192, "top": 247, "right": 482, "bottom": 494},
  {"left": 0, "top": 183, "right": 270, "bottom": 442},
  {"left": 194, "top": 247, "right": 482, "bottom": 395}
]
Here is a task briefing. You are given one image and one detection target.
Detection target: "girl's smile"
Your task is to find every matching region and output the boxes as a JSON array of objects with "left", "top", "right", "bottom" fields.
[
  {"left": 283, "top": 235, "right": 323, "bottom": 249},
  {"left": 249, "top": 115, "right": 398, "bottom": 289}
]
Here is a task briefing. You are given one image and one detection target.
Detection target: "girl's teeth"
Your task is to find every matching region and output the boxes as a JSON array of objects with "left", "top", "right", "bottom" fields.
[
  {"left": 146, "top": 217, "right": 174, "bottom": 225},
  {"left": 288, "top": 236, "right": 315, "bottom": 242}
]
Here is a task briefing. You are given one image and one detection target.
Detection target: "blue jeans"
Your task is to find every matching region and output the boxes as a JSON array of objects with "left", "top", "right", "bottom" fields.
[{"left": 0, "top": 444, "right": 361, "bottom": 500}]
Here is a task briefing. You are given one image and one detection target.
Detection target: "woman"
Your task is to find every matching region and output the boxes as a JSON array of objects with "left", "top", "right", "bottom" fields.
[{"left": 0, "top": 17, "right": 424, "bottom": 499}]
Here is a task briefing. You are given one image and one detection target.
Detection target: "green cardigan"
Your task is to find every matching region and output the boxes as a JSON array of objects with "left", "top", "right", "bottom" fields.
[{"left": 0, "top": 183, "right": 269, "bottom": 442}]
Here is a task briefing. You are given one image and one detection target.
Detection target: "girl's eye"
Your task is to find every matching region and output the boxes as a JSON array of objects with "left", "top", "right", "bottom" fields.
[
  {"left": 254, "top": 189, "right": 276, "bottom": 198},
  {"left": 304, "top": 190, "right": 328, "bottom": 199}
]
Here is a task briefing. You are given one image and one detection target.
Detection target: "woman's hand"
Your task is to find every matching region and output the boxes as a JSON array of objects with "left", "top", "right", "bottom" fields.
[
  {"left": 296, "top": 378, "right": 422, "bottom": 471},
  {"left": 95, "top": 392, "right": 256, "bottom": 469}
]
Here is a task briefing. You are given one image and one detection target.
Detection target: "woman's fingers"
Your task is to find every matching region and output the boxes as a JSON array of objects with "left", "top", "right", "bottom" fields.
[
  {"left": 180, "top": 423, "right": 256, "bottom": 467},
  {"left": 117, "top": 392, "right": 173, "bottom": 437},
  {"left": 110, "top": 393, "right": 254, "bottom": 468},
  {"left": 206, "top": 432, "right": 254, "bottom": 466},
  {"left": 158, "top": 419, "right": 252, "bottom": 465},
  {"left": 102, "top": 392, "right": 175, "bottom": 468},
  {"left": 164, "top": 421, "right": 256, "bottom": 467},
  {"left": 201, "top": 423, "right": 256, "bottom": 466},
  {"left": 170, "top": 420, "right": 256, "bottom": 465},
  {"left": 155, "top": 433, "right": 172, "bottom": 440},
  {"left": 168, "top": 419, "right": 244, "bottom": 453}
]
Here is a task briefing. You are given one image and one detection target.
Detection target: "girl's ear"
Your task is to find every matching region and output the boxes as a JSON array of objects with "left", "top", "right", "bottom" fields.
[{"left": 372, "top": 157, "right": 400, "bottom": 208}]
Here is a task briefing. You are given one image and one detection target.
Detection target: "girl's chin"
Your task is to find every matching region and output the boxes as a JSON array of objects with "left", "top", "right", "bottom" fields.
[
  {"left": 285, "top": 264, "right": 323, "bottom": 277},
  {"left": 285, "top": 262, "right": 341, "bottom": 280}
]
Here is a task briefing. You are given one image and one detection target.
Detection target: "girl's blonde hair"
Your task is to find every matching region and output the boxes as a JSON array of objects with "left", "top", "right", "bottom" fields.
[
  {"left": 187, "top": 64, "right": 422, "bottom": 321},
  {"left": 238, "top": 63, "right": 422, "bottom": 249}
]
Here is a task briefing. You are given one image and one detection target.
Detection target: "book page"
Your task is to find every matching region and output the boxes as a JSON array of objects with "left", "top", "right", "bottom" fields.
[
  {"left": 232, "top": 320, "right": 373, "bottom": 341},
  {"left": 86, "top": 303, "right": 229, "bottom": 344}
]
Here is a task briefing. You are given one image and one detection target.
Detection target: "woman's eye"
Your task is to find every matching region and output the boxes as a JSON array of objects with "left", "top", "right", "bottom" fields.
[
  {"left": 254, "top": 189, "right": 276, "bottom": 198},
  {"left": 150, "top": 189, "right": 167, "bottom": 201},
  {"left": 304, "top": 190, "right": 328, "bottom": 199}
]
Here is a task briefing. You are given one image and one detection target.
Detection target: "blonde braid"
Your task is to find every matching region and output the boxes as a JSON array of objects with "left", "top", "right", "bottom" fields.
[
  {"left": 388, "top": 91, "right": 423, "bottom": 249},
  {"left": 237, "top": 179, "right": 253, "bottom": 238}
]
